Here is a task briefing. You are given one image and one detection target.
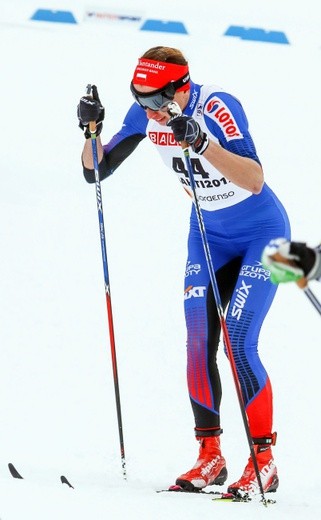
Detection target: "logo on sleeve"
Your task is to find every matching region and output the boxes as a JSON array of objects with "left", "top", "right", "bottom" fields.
[{"left": 205, "top": 97, "right": 243, "bottom": 141}]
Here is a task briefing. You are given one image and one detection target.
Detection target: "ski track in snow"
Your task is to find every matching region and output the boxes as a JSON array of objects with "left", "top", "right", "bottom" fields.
[{"left": 1, "top": 0, "right": 321, "bottom": 518}]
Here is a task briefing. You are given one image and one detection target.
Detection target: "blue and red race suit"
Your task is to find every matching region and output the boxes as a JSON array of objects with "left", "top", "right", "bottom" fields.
[{"left": 84, "top": 80, "right": 290, "bottom": 439}]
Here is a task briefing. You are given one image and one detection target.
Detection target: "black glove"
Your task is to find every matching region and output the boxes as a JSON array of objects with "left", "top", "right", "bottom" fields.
[
  {"left": 287, "top": 242, "right": 321, "bottom": 280},
  {"left": 167, "top": 115, "right": 209, "bottom": 154},
  {"left": 77, "top": 85, "right": 105, "bottom": 138},
  {"left": 262, "top": 238, "right": 321, "bottom": 284}
]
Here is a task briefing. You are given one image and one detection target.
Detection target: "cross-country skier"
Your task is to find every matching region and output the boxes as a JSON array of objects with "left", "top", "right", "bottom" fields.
[
  {"left": 77, "top": 46, "right": 291, "bottom": 495},
  {"left": 262, "top": 238, "right": 321, "bottom": 284}
]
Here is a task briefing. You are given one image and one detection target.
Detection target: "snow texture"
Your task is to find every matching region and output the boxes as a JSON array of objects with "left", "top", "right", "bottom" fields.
[{"left": 0, "top": 0, "right": 321, "bottom": 518}]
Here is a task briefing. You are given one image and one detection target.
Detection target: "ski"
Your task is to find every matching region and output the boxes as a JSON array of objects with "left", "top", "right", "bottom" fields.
[
  {"left": 8, "top": 463, "right": 23, "bottom": 479},
  {"left": 157, "top": 484, "right": 236, "bottom": 498},
  {"left": 157, "top": 484, "right": 215, "bottom": 495},
  {"left": 8, "top": 463, "right": 74, "bottom": 488},
  {"left": 158, "top": 484, "right": 276, "bottom": 504},
  {"left": 212, "top": 492, "right": 252, "bottom": 502},
  {"left": 60, "top": 475, "right": 74, "bottom": 488}
]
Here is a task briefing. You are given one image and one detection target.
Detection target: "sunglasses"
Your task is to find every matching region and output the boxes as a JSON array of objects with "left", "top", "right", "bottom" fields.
[
  {"left": 130, "top": 81, "right": 176, "bottom": 111},
  {"left": 130, "top": 72, "right": 190, "bottom": 111}
]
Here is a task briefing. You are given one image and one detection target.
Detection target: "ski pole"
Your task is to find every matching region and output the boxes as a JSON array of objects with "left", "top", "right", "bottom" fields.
[
  {"left": 167, "top": 102, "right": 268, "bottom": 505},
  {"left": 296, "top": 278, "right": 321, "bottom": 316},
  {"left": 86, "top": 84, "right": 126, "bottom": 480},
  {"left": 302, "top": 287, "right": 321, "bottom": 315}
]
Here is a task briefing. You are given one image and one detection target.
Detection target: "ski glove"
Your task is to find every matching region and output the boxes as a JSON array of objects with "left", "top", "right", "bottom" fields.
[
  {"left": 77, "top": 85, "right": 105, "bottom": 138},
  {"left": 261, "top": 238, "right": 321, "bottom": 284},
  {"left": 167, "top": 115, "right": 209, "bottom": 155}
]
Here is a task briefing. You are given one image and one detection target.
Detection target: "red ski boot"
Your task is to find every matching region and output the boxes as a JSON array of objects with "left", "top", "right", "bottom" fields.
[
  {"left": 176, "top": 435, "right": 227, "bottom": 491},
  {"left": 228, "top": 436, "right": 279, "bottom": 496}
]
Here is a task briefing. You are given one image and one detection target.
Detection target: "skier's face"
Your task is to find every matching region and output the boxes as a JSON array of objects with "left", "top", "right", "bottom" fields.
[{"left": 131, "top": 84, "right": 189, "bottom": 125}]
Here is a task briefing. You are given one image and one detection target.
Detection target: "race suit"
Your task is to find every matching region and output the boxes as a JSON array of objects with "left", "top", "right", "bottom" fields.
[{"left": 83, "top": 80, "right": 291, "bottom": 439}]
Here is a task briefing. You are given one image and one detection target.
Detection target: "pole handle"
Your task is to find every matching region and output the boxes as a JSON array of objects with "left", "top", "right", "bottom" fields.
[
  {"left": 89, "top": 121, "right": 97, "bottom": 134},
  {"left": 85, "top": 83, "right": 97, "bottom": 135},
  {"left": 166, "top": 102, "right": 189, "bottom": 151}
]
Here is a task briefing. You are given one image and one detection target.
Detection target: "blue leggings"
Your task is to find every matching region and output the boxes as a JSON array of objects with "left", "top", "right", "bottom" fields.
[{"left": 184, "top": 187, "right": 290, "bottom": 438}]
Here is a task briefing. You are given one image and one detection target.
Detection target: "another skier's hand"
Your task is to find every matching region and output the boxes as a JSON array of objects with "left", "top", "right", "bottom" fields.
[
  {"left": 262, "top": 238, "right": 321, "bottom": 284},
  {"left": 167, "top": 115, "right": 209, "bottom": 155},
  {"left": 77, "top": 85, "right": 105, "bottom": 138}
]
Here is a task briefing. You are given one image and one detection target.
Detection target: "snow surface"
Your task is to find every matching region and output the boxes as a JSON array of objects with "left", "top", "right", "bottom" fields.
[{"left": 1, "top": 0, "right": 321, "bottom": 518}]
